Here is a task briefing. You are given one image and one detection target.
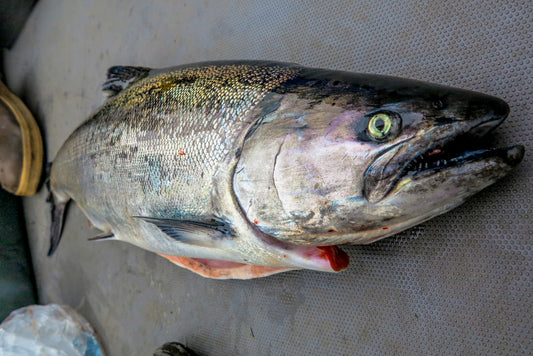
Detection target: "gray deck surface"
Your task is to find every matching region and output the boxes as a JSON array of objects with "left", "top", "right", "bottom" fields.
[{"left": 3, "top": 1, "right": 532, "bottom": 355}]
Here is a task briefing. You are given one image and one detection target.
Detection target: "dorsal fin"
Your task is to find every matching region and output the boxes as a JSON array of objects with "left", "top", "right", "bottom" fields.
[{"left": 102, "top": 66, "right": 151, "bottom": 97}]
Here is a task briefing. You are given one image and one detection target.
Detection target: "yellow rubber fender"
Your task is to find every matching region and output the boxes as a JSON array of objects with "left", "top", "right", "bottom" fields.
[{"left": 0, "top": 78, "right": 43, "bottom": 196}]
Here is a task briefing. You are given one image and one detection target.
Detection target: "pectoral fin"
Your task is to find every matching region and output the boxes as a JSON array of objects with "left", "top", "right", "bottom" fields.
[{"left": 135, "top": 216, "right": 235, "bottom": 247}]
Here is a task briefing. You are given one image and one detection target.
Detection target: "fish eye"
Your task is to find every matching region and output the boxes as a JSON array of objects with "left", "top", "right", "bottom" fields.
[
  {"left": 368, "top": 113, "right": 392, "bottom": 139},
  {"left": 354, "top": 110, "right": 402, "bottom": 143}
]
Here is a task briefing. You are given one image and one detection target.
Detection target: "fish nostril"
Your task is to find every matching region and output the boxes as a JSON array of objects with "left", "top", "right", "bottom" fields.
[{"left": 432, "top": 99, "right": 446, "bottom": 110}]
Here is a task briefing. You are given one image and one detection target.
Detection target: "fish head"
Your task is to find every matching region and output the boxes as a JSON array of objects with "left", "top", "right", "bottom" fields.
[{"left": 233, "top": 69, "right": 524, "bottom": 245}]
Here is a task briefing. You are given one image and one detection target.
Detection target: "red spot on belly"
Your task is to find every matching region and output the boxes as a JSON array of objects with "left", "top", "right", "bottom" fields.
[
  {"left": 317, "top": 246, "right": 350, "bottom": 272},
  {"left": 324, "top": 201, "right": 329, "bottom": 205},
  {"left": 328, "top": 229, "right": 336, "bottom": 233},
  {"left": 178, "top": 150, "right": 185, "bottom": 155},
  {"left": 254, "top": 219, "right": 259, "bottom": 225},
  {"left": 382, "top": 227, "right": 389, "bottom": 230}
]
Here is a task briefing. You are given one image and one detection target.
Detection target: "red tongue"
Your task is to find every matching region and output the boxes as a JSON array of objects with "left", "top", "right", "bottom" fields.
[
  {"left": 428, "top": 148, "right": 442, "bottom": 156},
  {"left": 317, "top": 246, "right": 350, "bottom": 272}
]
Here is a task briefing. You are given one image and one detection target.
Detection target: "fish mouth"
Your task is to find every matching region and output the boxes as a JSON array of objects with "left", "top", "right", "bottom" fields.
[
  {"left": 363, "top": 117, "right": 525, "bottom": 203},
  {"left": 396, "top": 143, "right": 524, "bottom": 183}
]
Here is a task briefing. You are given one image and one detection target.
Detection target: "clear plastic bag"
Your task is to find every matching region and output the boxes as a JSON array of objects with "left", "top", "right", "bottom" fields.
[{"left": 0, "top": 304, "right": 104, "bottom": 356}]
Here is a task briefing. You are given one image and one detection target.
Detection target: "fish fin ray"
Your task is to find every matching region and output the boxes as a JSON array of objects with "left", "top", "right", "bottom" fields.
[
  {"left": 135, "top": 216, "right": 234, "bottom": 247},
  {"left": 88, "top": 232, "right": 115, "bottom": 241},
  {"left": 102, "top": 66, "right": 151, "bottom": 97}
]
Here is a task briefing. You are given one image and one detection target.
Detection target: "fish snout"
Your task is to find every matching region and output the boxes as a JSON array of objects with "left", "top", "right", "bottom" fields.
[
  {"left": 470, "top": 94, "right": 510, "bottom": 134},
  {"left": 438, "top": 92, "right": 510, "bottom": 138},
  {"left": 490, "top": 95, "right": 510, "bottom": 119}
]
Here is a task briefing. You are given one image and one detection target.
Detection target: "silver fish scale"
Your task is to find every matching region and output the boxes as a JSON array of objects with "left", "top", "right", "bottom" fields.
[{"left": 52, "top": 63, "right": 299, "bottom": 227}]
